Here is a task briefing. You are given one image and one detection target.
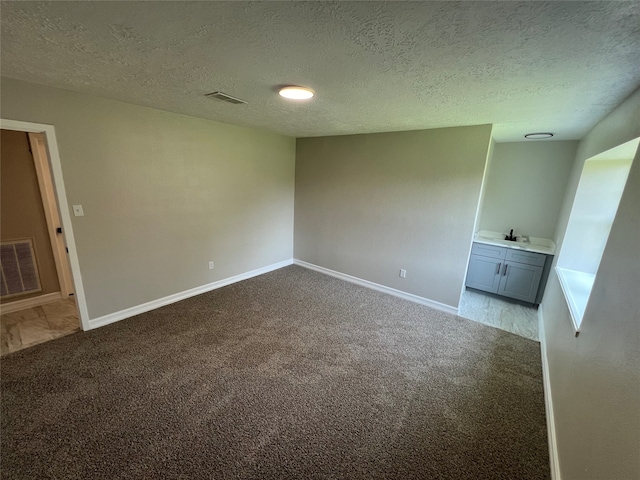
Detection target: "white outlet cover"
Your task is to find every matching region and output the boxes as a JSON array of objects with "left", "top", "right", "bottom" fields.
[{"left": 72, "top": 205, "right": 84, "bottom": 216}]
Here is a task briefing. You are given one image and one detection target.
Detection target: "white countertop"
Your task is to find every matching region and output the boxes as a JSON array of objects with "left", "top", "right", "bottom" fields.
[{"left": 474, "top": 230, "right": 556, "bottom": 255}]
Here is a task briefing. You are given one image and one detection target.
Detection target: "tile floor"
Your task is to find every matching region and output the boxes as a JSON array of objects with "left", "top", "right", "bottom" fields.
[
  {"left": 1, "top": 297, "right": 80, "bottom": 355},
  {"left": 459, "top": 288, "right": 539, "bottom": 341}
]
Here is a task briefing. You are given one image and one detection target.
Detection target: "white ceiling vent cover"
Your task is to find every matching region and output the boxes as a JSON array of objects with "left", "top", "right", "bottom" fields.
[{"left": 205, "top": 91, "right": 247, "bottom": 105}]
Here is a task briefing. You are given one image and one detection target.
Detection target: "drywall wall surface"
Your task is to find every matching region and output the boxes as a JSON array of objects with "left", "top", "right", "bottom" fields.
[
  {"left": 541, "top": 86, "right": 640, "bottom": 480},
  {"left": 473, "top": 138, "right": 495, "bottom": 233},
  {"left": 478, "top": 140, "right": 577, "bottom": 239},
  {"left": 295, "top": 125, "right": 492, "bottom": 308},
  {"left": 1, "top": 129, "right": 60, "bottom": 299},
  {"left": 1, "top": 78, "right": 295, "bottom": 319}
]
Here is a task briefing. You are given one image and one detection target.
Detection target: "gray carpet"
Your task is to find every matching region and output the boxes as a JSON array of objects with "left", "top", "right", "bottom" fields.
[{"left": 1, "top": 265, "right": 549, "bottom": 479}]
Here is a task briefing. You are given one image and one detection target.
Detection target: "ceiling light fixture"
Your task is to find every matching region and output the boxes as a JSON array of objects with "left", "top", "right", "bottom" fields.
[
  {"left": 278, "top": 86, "right": 315, "bottom": 100},
  {"left": 524, "top": 132, "right": 554, "bottom": 139}
]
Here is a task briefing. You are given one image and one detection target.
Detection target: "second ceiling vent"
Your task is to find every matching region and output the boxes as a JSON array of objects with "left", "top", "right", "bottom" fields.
[{"left": 205, "top": 91, "right": 247, "bottom": 105}]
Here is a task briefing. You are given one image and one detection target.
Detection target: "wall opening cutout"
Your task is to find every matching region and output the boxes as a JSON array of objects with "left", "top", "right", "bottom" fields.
[{"left": 556, "top": 137, "right": 639, "bottom": 333}]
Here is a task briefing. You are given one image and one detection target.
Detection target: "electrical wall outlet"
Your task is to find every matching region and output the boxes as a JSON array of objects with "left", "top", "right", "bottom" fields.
[
  {"left": 399, "top": 269, "right": 407, "bottom": 278},
  {"left": 208, "top": 261, "right": 214, "bottom": 270},
  {"left": 72, "top": 204, "right": 84, "bottom": 217}
]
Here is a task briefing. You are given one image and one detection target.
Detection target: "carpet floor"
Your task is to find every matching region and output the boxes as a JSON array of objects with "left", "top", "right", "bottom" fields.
[{"left": 1, "top": 265, "right": 549, "bottom": 479}]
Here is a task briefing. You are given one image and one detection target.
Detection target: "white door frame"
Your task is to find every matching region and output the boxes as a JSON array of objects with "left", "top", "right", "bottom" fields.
[{"left": 1, "top": 119, "right": 90, "bottom": 331}]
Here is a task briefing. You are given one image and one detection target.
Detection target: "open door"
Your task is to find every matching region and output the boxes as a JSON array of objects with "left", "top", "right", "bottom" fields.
[
  {"left": 1, "top": 118, "right": 89, "bottom": 335},
  {"left": 27, "top": 132, "right": 75, "bottom": 298}
]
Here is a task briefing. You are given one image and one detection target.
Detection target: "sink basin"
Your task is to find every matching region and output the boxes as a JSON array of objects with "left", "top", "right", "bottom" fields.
[
  {"left": 502, "top": 238, "right": 529, "bottom": 246},
  {"left": 477, "top": 235, "right": 530, "bottom": 249},
  {"left": 505, "top": 242, "right": 528, "bottom": 250},
  {"left": 474, "top": 230, "right": 556, "bottom": 255}
]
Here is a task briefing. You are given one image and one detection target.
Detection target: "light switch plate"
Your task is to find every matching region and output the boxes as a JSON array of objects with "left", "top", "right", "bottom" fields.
[{"left": 72, "top": 205, "right": 84, "bottom": 217}]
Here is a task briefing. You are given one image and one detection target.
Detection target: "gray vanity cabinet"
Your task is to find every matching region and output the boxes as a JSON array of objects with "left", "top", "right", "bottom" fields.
[{"left": 466, "top": 243, "right": 548, "bottom": 305}]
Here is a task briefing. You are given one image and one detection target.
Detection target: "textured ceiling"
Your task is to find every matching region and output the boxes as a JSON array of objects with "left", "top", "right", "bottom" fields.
[{"left": 1, "top": 1, "right": 640, "bottom": 141}]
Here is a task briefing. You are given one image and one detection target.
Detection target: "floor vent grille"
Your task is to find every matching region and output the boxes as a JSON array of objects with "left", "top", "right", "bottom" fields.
[{"left": 1, "top": 239, "right": 42, "bottom": 298}]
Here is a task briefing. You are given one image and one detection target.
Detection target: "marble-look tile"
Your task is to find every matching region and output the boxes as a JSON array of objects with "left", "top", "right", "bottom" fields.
[
  {"left": 48, "top": 315, "right": 80, "bottom": 334},
  {"left": 42, "top": 300, "right": 77, "bottom": 318},
  {"left": 499, "top": 301, "right": 538, "bottom": 337},
  {"left": 1, "top": 297, "right": 80, "bottom": 355},
  {"left": 18, "top": 317, "right": 54, "bottom": 346},
  {"left": 47, "top": 317, "right": 80, "bottom": 344},
  {"left": 3, "top": 323, "right": 23, "bottom": 354},
  {"left": 459, "top": 289, "right": 539, "bottom": 341},
  {"left": 1, "top": 306, "right": 42, "bottom": 325},
  {"left": 458, "top": 290, "right": 489, "bottom": 321},
  {"left": 1, "top": 322, "right": 11, "bottom": 355}
]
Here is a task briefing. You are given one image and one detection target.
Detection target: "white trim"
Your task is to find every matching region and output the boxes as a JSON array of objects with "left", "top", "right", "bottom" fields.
[
  {"left": 0, "top": 292, "right": 63, "bottom": 314},
  {"left": 1, "top": 118, "right": 91, "bottom": 331},
  {"left": 293, "top": 259, "right": 458, "bottom": 315},
  {"left": 88, "top": 259, "right": 293, "bottom": 330},
  {"left": 555, "top": 267, "right": 593, "bottom": 334},
  {"left": 538, "top": 308, "right": 561, "bottom": 480}
]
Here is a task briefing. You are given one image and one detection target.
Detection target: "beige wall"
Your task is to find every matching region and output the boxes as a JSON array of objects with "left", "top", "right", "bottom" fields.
[
  {"left": 478, "top": 141, "right": 577, "bottom": 239},
  {"left": 1, "top": 129, "right": 60, "bottom": 299},
  {"left": 295, "top": 125, "right": 492, "bottom": 308},
  {"left": 541, "top": 87, "right": 640, "bottom": 479},
  {"left": 473, "top": 138, "right": 495, "bottom": 234},
  {"left": 1, "top": 78, "right": 296, "bottom": 319}
]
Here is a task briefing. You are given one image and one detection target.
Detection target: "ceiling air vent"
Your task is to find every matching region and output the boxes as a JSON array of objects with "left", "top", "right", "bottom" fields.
[{"left": 205, "top": 91, "right": 247, "bottom": 105}]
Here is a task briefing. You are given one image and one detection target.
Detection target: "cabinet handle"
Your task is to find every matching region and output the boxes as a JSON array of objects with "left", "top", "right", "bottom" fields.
[
  {"left": 496, "top": 263, "right": 501, "bottom": 275},
  {"left": 503, "top": 264, "right": 508, "bottom": 276}
]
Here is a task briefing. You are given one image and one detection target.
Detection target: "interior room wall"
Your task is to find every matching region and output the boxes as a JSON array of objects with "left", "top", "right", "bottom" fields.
[
  {"left": 472, "top": 138, "right": 495, "bottom": 233},
  {"left": 294, "top": 125, "right": 492, "bottom": 309},
  {"left": 541, "top": 86, "right": 640, "bottom": 480},
  {"left": 1, "top": 129, "right": 60, "bottom": 299},
  {"left": 0, "top": 78, "right": 296, "bottom": 320},
  {"left": 477, "top": 140, "right": 577, "bottom": 239}
]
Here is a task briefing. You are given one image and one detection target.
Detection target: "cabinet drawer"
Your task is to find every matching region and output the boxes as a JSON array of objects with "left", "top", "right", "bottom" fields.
[
  {"left": 505, "top": 249, "right": 546, "bottom": 267},
  {"left": 471, "top": 242, "right": 506, "bottom": 259}
]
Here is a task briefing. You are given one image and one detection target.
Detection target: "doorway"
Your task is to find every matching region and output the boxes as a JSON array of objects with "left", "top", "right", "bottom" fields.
[{"left": 1, "top": 121, "right": 88, "bottom": 353}]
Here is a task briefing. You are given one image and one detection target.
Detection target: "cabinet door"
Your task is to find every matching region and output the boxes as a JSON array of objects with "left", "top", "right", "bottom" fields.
[
  {"left": 497, "top": 261, "right": 543, "bottom": 303},
  {"left": 466, "top": 255, "right": 502, "bottom": 293}
]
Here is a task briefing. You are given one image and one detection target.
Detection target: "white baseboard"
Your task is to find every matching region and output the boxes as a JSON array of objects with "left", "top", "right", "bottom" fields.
[
  {"left": 0, "top": 292, "right": 63, "bottom": 314},
  {"left": 293, "top": 259, "right": 458, "bottom": 315},
  {"left": 538, "top": 308, "right": 561, "bottom": 480},
  {"left": 88, "top": 259, "right": 293, "bottom": 330}
]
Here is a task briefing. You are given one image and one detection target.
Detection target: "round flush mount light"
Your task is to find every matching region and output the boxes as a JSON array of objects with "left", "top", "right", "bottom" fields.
[
  {"left": 278, "top": 86, "right": 315, "bottom": 100},
  {"left": 524, "top": 132, "right": 554, "bottom": 139}
]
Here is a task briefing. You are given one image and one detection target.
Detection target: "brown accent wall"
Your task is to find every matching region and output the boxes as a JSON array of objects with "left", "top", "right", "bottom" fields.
[{"left": 1, "top": 129, "right": 60, "bottom": 300}]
